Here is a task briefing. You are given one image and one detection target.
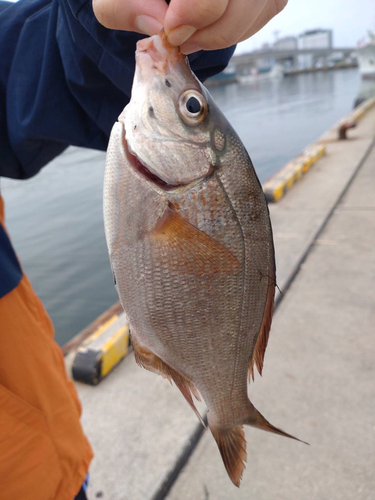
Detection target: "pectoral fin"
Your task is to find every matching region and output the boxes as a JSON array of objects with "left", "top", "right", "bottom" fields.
[{"left": 150, "top": 207, "right": 240, "bottom": 276}]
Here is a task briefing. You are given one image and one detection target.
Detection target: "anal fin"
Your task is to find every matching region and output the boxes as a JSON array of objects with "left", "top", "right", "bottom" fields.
[{"left": 131, "top": 336, "right": 205, "bottom": 427}]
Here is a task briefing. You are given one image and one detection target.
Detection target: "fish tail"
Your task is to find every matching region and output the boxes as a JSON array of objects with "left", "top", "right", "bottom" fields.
[
  {"left": 244, "top": 404, "right": 309, "bottom": 445},
  {"left": 210, "top": 424, "right": 247, "bottom": 488},
  {"left": 210, "top": 403, "right": 308, "bottom": 486}
]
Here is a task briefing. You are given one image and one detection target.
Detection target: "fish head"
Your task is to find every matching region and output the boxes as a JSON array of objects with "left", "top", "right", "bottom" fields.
[{"left": 120, "top": 31, "right": 227, "bottom": 190}]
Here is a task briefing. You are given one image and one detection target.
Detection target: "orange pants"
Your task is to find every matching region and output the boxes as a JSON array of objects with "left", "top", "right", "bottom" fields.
[{"left": 0, "top": 198, "right": 93, "bottom": 500}]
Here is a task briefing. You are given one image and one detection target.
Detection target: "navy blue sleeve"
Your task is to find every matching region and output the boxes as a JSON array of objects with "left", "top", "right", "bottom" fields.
[{"left": 0, "top": 0, "right": 235, "bottom": 180}]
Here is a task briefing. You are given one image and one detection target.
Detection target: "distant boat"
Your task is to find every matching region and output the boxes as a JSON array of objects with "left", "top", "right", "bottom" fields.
[
  {"left": 356, "top": 31, "right": 375, "bottom": 79},
  {"left": 205, "top": 71, "right": 237, "bottom": 87},
  {"left": 237, "top": 64, "right": 284, "bottom": 84},
  {"left": 353, "top": 78, "right": 375, "bottom": 108},
  {"left": 205, "top": 65, "right": 237, "bottom": 86}
]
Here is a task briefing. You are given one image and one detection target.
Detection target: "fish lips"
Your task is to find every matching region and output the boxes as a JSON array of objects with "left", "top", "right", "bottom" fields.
[
  {"left": 135, "top": 31, "right": 184, "bottom": 82},
  {"left": 119, "top": 123, "right": 215, "bottom": 192}
]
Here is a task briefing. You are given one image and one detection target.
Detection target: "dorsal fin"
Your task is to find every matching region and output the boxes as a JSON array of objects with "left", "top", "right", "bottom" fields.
[{"left": 248, "top": 275, "right": 275, "bottom": 381}]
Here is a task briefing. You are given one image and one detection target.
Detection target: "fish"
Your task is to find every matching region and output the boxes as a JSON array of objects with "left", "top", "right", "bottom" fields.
[{"left": 103, "top": 31, "right": 306, "bottom": 487}]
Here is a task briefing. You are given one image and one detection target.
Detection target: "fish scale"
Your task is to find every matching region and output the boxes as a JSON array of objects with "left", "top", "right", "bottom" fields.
[{"left": 103, "top": 31, "right": 306, "bottom": 488}]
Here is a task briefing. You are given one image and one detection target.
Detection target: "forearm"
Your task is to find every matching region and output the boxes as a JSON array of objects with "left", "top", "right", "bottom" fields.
[{"left": 0, "top": 0, "right": 235, "bottom": 180}]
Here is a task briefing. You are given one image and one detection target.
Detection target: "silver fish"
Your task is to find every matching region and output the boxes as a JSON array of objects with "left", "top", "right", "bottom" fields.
[{"left": 103, "top": 32, "right": 305, "bottom": 487}]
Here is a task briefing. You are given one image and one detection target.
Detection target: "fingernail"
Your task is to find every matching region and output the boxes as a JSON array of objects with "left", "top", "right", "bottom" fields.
[
  {"left": 167, "top": 25, "right": 196, "bottom": 46},
  {"left": 180, "top": 42, "right": 202, "bottom": 55},
  {"left": 135, "top": 15, "right": 163, "bottom": 36}
]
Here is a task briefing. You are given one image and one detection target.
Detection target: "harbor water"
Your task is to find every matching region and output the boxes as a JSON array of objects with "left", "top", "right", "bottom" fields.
[{"left": 1, "top": 68, "right": 367, "bottom": 346}]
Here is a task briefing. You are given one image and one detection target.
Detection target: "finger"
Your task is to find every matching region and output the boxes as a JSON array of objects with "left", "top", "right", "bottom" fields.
[
  {"left": 180, "top": 43, "right": 202, "bottom": 55},
  {"left": 93, "top": 0, "right": 168, "bottom": 33},
  {"left": 180, "top": 0, "right": 266, "bottom": 51},
  {"left": 164, "top": 0, "right": 229, "bottom": 46},
  {"left": 238, "top": 0, "right": 288, "bottom": 41},
  {"left": 180, "top": 0, "right": 287, "bottom": 51}
]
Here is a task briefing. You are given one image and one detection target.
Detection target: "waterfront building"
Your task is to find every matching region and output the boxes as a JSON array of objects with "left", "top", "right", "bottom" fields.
[
  {"left": 298, "top": 29, "right": 333, "bottom": 69},
  {"left": 273, "top": 36, "right": 298, "bottom": 51},
  {"left": 273, "top": 36, "right": 298, "bottom": 69}
]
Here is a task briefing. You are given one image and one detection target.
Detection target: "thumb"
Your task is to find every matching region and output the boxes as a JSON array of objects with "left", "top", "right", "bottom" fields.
[{"left": 93, "top": 0, "right": 168, "bottom": 34}]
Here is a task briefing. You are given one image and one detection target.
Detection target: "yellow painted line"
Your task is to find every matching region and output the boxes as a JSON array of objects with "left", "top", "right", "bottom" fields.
[
  {"left": 317, "top": 145, "right": 325, "bottom": 159},
  {"left": 292, "top": 161, "right": 304, "bottom": 180},
  {"left": 272, "top": 182, "right": 285, "bottom": 202},
  {"left": 302, "top": 156, "right": 313, "bottom": 173},
  {"left": 101, "top": 326, "right": 130, "bottom": 377},
  {"left": 82, "top": 315, "right": 118, "bottom": 345},
  {"left": 283, "top": 162, "right": 297, "bottom": 173},
  {"left": 284, "top": 170, "right": 296, "bottom": 190},
  {"left": 72, "top": 316, "right": 130, "bottom": 385},
  {"left": 262, "top": 143, "right": 326, "bottom": 203}
]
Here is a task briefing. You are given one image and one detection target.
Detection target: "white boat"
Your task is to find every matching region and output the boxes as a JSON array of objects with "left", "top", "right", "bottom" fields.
[
  {"left": 356, "top": 31, "right": 375, "bottom": 79},
  {"left": 237, "top": 64, "right": 284, "bottom": 84}
]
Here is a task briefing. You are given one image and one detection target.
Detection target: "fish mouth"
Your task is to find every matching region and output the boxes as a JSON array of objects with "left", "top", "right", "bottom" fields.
[
  {"left": 136, "top": 31, "right": 183, "bottom": 77},
  {"left": 121, "top": 126, "right": 213, "bottom": 192}
]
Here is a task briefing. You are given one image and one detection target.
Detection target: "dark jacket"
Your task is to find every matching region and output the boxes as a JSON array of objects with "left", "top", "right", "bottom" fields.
[{"left": 0, "top": 0, "right": 235, "bottom": 297}]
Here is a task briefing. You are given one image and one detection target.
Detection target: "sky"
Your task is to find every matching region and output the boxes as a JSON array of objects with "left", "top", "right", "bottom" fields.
[{"left": 236, "top": 0, "right": 375, "bottom": 54}]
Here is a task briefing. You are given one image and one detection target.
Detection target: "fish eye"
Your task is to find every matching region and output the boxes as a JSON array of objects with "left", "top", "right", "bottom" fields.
[
  {"left": 186, "top": 96, "right": 201, "bottom": 114},
  {"left": 178, "top": 90, "right": 208, "bottom": 126}
]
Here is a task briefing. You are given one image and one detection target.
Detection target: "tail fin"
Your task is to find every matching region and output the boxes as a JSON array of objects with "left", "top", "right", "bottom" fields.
[
  {"left": 210, "top": 404, "right": 308, "bottom": 487},
  {"left": 246, "top": 405, "right": 309, "bottom": 446},
  {"left": 210, "top": 425, "right": 247, "bottom": 487}
]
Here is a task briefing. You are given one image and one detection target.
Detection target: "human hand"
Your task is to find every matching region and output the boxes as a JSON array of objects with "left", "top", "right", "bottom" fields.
[
  {"left": 92, "top": 0, "right": 167, "bottom": 38},
  {"left": 164, "top": 0, "right": 288, "bottom": 54},
  {"left": 92, "top": 0, "right": 287, "bottom": 54}
]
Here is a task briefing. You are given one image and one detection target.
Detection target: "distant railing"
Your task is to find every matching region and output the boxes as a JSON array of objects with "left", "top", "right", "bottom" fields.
[{"left": 231, "top": 47, "right": 356, "bottom": 65}]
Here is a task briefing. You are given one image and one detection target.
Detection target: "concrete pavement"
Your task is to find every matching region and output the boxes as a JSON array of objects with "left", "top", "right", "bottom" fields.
[{"left": 69, "top": 107, "right": 375, "bottom": 500}]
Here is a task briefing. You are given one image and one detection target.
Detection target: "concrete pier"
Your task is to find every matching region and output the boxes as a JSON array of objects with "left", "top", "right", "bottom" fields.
[{"left": 69, "top": 106, "right": 375, "bottom": 500}]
